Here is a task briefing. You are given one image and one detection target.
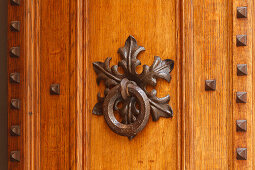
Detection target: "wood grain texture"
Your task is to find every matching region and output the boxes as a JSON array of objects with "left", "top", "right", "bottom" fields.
[
  {"left": 253, "top": 0, "right": 255, "bottom": 168},
  {"left": 39, "top": 0, "right": 86, "bottom": 169},
  {"left": 23, "top": 0, "right": 41, "bottom": 169},
  {"left": 8, "top": 0, "right": 255, "bottom": 169},
  {"left": 193, "top": 0, "right": 232, "bottom": 169},
  {"left": 181, "top": 0, "right": 194, "bottom": 169},
  {"left": 8, "top": 0, "right": 24, "bottom": 169},
  {"left": 233, "top": 0, "right": 253, "bottom": 169},
  {"left": 39, "top": 0, "right": 71, "bottom": 169},
  {"left": 86, "top": 0, "right": 180, "bottom": 169}
]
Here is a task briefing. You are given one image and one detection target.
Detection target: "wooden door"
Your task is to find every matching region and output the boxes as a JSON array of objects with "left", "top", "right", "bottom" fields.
[{"left": 7, "top": 0, "right": 255, "bottom": 169}]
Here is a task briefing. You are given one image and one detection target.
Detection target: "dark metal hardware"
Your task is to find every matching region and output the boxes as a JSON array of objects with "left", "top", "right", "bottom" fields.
[
  {"left": 10, "top": 125, "right": 21, "bottom": 136},
  {"left": 11, "top": 99, "right": 20, "bottom": 110},
  {"left": 10, "top": 151, "right": 20, "bottom": 162},
  {"left": 237, "top": 7, "right": 247, "bottom": 18},
  {"left": 10, "top": 47, "right": 20, "bottom": 58},
  {"left": 236, "top": 35, "right": 247, "bottom": 46},
  {"left": 50, "top": 84, "right": 60, "bottom": 95},
  {"left": 205, "top": 80, "right": 216, "bottom": 91},
  {"left": 236, "top": 92, "right": 247, "bottom": 103},
  {"left": 92, "top": 36, "right": 174, "bottom": 139},
  {"left": 237, "top": 64, "right": 247, "bottom": 76},
  {"left": 236, "top": 148, "right": 247, "bottom": 160},
  {"left": 10, "top": 21, "right": 20, "bottom": 32},
  {"left": 10, "top": 72, "right": 20, "bottom": 83},
  {"left": 10, "top": 0, "right": 20, "bottom": 6},
  {"left": 236, "top": 120, "right": 247, "bottom": 132}
]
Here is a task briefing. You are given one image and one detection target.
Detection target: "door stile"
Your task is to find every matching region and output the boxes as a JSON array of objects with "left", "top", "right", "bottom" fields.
[
  {"left": 233, "top": 0, "right": 253, "bottom": 169},
  {"left": 8, "top": 0, "right": 25, "bottom": 169}
]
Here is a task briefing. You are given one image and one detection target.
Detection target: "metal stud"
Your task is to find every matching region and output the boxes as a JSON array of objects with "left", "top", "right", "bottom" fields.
[
  {"left": 10, "top": 125, "right": 21, "bottom": 136},
  {"left": 10, "top": 0, "right": 20, "bottom": 6},
  {"left": 10, "top": 21, "right": 20, "bottom": 32},
  {"left": 236, "top": 120, "right": 247, "bottom": 132},
  {"left": 10, "top": 151, "right": 20, "bottom": 162},
  {"left": 50, "top": 84, "right": 60, "bottom": 95},
  {"left": 205, "top": 80, "right": 216, "bottom": 91},
  {"left": 237, "top": 7, "right": 247, "bottom": 18},
  {"left": 10, "top": 72, "right": 20, "bottom": 83},
  {"left": 10, "top": 47, "right": 20, "bottom": 58},
  {"left": 237, "top": 148, "right": 247, "bottom": 160},
  {"left": 236, "top": 35, "right": 247, "bottom": 46},
  {"left": 237, "top": 64, "right": 247, "bottom": 76},
  {"left": 11, "top": 99, "right": 20, "bottom": 110},
  {"left": 236, "top": 92, "right": 247, "bottom": 103}
]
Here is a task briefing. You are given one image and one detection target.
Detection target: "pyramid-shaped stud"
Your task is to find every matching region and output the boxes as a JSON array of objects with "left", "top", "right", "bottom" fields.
[
  {"left": 236, "top": 120, "right": 247, "bottom": 132},
  {"left": 236, "top": 35, "right": 247, "bottom": 46},
  {"left": 237, "top": 64, "right": 247, "bottom": 76},
  {"left": 11, "top": 99, "right": 20, "bottom": 110},
  {"left": 236, "top": 92, "right": 247, "bottom": 103},
  {"left": 10, "top": 72, "right": 20, "bottom": 83},
  {"left": 10, "top": 151, "right": 20, "bottom": 162},
  {"left": 50, "top": 84, "right": 60, "bottom": 95},
  {"left": 237, "top": 148, "right": 247, "bottom": 160},
  {"left": 237, "top": 7, "right": 247, "bottom": 18},
  {"left": 10, "top": 47, "right": 20, "bottom": 58},
  {"left": 205, "top": 80, "right": 216, "bottom": 91},
  {"left": 10, "top": 125, "right": 21, "bottom": 136},
  {"left": 10, "top": 21, "right": 20, "bottom": 32},
  {"left": 10, "top": 0, "right": 20, "bottom": 6}
]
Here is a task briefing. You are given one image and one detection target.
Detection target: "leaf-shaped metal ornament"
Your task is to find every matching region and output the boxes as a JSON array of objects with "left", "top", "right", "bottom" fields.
[
  {"left": 93, "top": 57, "right": 123, "bottom": 88},
  {"left": 148, "top": 90, "right": 173, "bottom": 121},
  {"left": 92, "top": 36, "right": 174, "bottom": 139},
  {"left": 118, "top": 36, "right": 145, "bottom": 76},
  {"left": 139, "top": 56, "right": 174, "bottom": 87}
]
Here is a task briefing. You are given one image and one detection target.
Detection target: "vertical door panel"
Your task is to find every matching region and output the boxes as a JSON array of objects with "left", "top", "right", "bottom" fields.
[
  {"left": 40, "top": 0, "right": 71, "bottom": 169},
  {"left": 87, "top": 0, "right": 179, "bottom": 169},
  {"left": 193, "top": 0, "right": 231, "bottom": 169}
]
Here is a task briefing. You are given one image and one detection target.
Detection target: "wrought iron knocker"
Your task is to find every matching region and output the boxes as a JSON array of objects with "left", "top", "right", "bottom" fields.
[{"left": 92, "top": 35, "right": 174, "bottom": 139}]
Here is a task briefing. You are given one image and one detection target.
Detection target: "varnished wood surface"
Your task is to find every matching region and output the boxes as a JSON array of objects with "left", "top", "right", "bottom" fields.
[
  {"left": 8, "top": 0, "right": 24, "bottom": 169},
  {"left": 0, "top": 0, "right": 8, "bottom": 169},
  {"left": 87, "top": 0, "right": 179, "bottom": 169},
  {"left": 233, "top": 0, "right": 253, "bottom": 169},
  {"left": 193, "top": 0, "right": 232, "bottom": 169},
  {"left": 7, "top": 0, "right": 255, "bottom": 169}
]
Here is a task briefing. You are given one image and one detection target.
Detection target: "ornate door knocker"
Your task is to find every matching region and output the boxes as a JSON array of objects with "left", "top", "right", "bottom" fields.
[{"left": 92, "top": 36, "right": 174, "bottom": 139}]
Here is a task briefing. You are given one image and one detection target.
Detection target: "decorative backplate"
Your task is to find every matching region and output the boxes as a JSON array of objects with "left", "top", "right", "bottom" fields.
[{"left": 92, "top": 35, "right": 174, "bottom": 139}]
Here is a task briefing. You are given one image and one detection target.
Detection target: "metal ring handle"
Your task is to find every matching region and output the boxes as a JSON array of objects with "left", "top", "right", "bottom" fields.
[
  {"left": 92, "top": 35, "right": 174, "bottom": 139},
  {"left": 103, "top": 83, "right": 150, "bottom": 137}
]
